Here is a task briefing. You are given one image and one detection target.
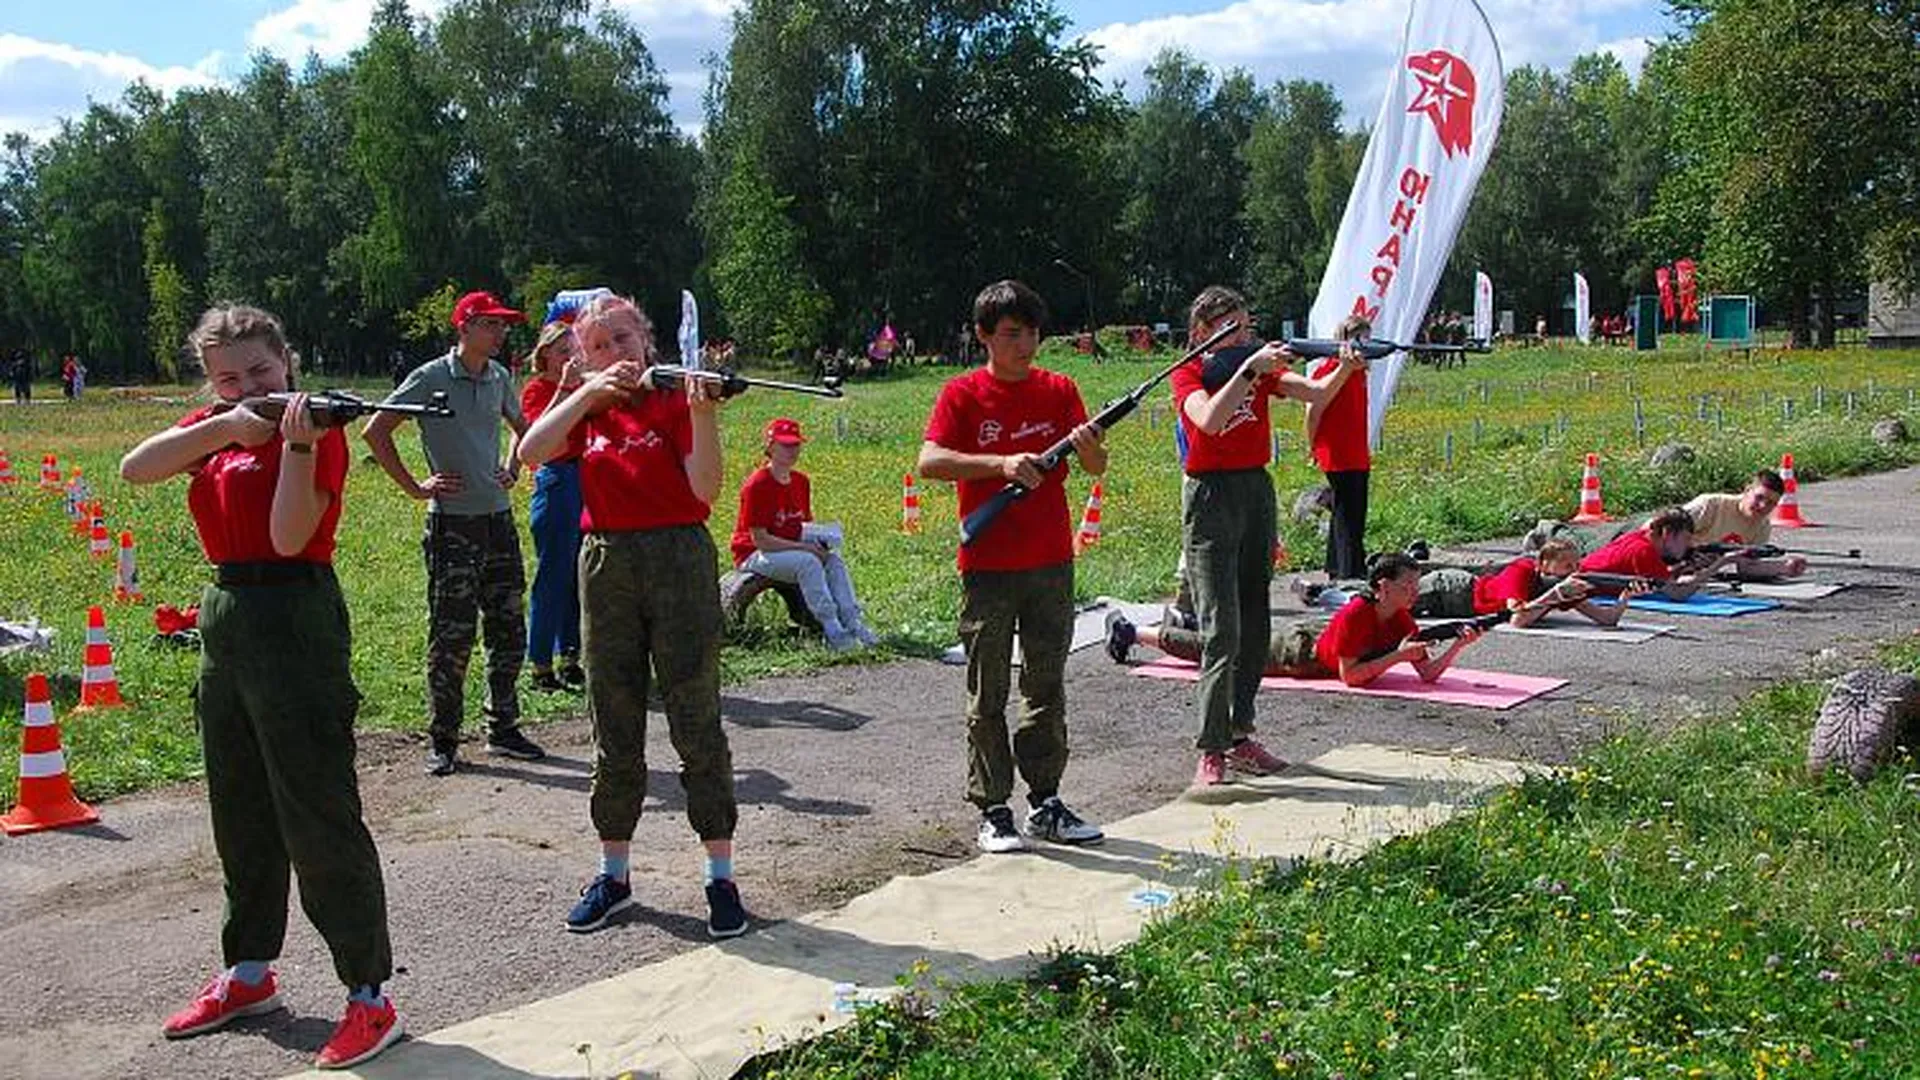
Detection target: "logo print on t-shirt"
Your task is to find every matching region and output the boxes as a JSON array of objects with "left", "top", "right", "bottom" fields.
[
  {"left": 212, "top": 452, "right": 266, "bottom": 477},
  {"left": 1219, "top": 397, "right": 1258, "bottom": 435},
  {"left": 1010, "top": 420, "right": 1056, "bottom": 443},
  {"left": 619, "top": 432, "right": 663, "bottom": 453},
  {"left": 978, "top": 420, "right": 1003, "bottom": 446}
]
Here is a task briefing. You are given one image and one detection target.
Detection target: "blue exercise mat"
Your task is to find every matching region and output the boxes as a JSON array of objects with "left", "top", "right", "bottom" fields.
[{"left": 1599, "top": 593, "right": 1782, "bottom": 618}]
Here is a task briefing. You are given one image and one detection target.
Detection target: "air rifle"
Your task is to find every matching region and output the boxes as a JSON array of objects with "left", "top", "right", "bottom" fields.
[
  {"left": 1689, "top": 541, "right": 1862, "bottom": 562},
  {"left": 1359, "top": 610, "right": 1509, "bottom": 662},
  {"left": 644, "top": 365, "right": 845, "bottom": 399},
  {"left": 1540, "top": 571, "right": 1662, "bottom": 596},
  {"left": 212, "top": 389, "right": 455, "bottom": 426},
  {"left": 958, "top": 320, "right": 1241, "bottom": 547},
  {"left": 1199, "top": 337, "right": 1490, "bottom": 392}
]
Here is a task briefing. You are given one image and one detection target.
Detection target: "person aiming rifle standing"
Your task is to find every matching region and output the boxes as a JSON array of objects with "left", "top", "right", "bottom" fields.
[
  {"left": 1172, "top": 286, "right": 1363, "bottom": 790},
  {"left": 517, "top": 294, "right": 749, "bottom": 939},
  {"left": 120, "top": 305, "right": 402, "bottom": 1070},
  {"left": 918, "top": 279, "right": 1108, "bottom": 855},
  {"left": 1309, "top": 314, "right": 1375, "bottom": 580}
]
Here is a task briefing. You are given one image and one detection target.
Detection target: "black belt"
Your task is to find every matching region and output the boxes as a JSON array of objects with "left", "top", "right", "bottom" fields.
[{"left": 216, "top": 561, "right": 334, "bottom": 587}]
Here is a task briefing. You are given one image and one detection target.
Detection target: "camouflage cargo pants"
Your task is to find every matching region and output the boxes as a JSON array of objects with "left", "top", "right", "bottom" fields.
[
  {"left": 580, "top": 526, "right": 736, "bottom": 842},
  {"left": 424, "top": 510, "right": 526, "bottom": 744}
]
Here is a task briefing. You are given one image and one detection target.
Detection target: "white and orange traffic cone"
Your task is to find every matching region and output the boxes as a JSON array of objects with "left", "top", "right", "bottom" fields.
[
  {"left": 39, "top": 453, "right": 60, "bottom": 491},
  {"left": 113, "top": 531, "right": 144, "bottom": 603},
  {"left": 65, "top": 469, "right": 89, "bottom": 530},
  {"left": 1570, "top": 453, "right": 1613, "bottom": 523},
  {"left": 88, "top": 509, "right": 111, "bottom": 559},
  {"left": 0, "top": 449, "right": 16, "bottom": 490},
  {"left": 1772, "top": 453, "right": 1810, "bottom": 528},
  {"left": 1074, "top": 480, "right": 1104, "bottom": 552},
  {"left": 76, "top": 605, "right": 126, "bottom": 710},
  {"left": 900, "top": 472, "right": 922, "bottom": 534},
  {"left": 1, "top": 673, "right": 100, "bottom": 835}
]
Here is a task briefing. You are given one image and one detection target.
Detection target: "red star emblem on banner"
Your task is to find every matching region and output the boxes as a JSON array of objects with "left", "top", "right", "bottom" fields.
[{"left": 1406, "top": 49, "right": 1477, "bottom": 158}]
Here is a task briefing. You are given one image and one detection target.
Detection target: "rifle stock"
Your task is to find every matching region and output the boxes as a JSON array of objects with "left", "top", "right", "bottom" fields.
[
  {"left": 1692, "top": 541, "right": 1861, "bottom": 561},
  {"left": 957, "top": 321, "right": 1238, "bottom": 548}
]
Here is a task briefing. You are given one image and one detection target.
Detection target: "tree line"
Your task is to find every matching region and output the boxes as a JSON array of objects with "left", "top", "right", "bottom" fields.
[{"left": 0, "top": 0, "right": 1913, "bottom": 382}]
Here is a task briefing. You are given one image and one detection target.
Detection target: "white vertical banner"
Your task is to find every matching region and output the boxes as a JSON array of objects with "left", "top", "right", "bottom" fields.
[
  {"left": 1307, "top": 0, "right": 1504, "bottom": 448},
  {"left": 1473, "top": 270, "right": 1493, "bottom": 342},
  {"left": 1574, "top": 272, "right": 1591, "bottom": 344}
]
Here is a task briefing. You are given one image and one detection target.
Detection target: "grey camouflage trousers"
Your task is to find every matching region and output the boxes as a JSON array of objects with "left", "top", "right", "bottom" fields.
[{"left": 424, "top": 510, "right": 526, "bottom": 744}]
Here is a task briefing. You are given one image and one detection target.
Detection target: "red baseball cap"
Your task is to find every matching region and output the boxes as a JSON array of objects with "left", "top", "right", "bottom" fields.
[
  {"left": 764, "top": 418, "right": 806, "bottom": 445},
  {"left": 452, "top": 291, "right": 527, "bottom": 329}
]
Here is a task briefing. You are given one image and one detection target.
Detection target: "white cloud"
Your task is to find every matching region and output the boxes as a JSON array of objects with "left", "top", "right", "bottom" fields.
[
  {"left": 0, "top": 34, "right": 221, "bottom": 140},
  {"left": 1081, "top": 0, "right": 1665, "bottom": 127},
  {"left": 1597, "top": 35, "right": 1652, "bottom": 77},
  {"left": 247, "top": 0, "right": 452, "bottom": 60}
]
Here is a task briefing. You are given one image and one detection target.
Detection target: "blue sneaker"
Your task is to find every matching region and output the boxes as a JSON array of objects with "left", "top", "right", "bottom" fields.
[
  {"left": 565, "top": 874, "right": 633, "bottom": 933},
  {"left": 705, "top": 879, "right": 749, "bottom": 939}
]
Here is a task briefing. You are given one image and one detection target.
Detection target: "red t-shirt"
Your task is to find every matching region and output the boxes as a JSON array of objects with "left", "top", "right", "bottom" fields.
[
  {"left": 1169, "top": 362, "right": 1285, "bottom": 474},
  {"left": 730, "top": 466, "right": 811, "bottom": 566},
  {"left": 1309, "top": 358, "right": 1371, "bottom": 473},
  {"left": 1472, "top": 557, "right": 1542, "bottom": 614},
  {"left": 521, "top": 377, "right": 587, "bottom": 462},
  {"left": 923, "top": 366, "right": 1088, "bottom": 573},
  {"left": 578, "top": 391, "right": 710, "bottom": 532},
  {"left": 1315, "top": 595, "right": 1417, "bottom": 672},
  {"left": 1580, "top": 530, "right": 1673, "bottom": 584},
  {"left": 179, "top": 405, "right": 348, "bottom": 564}
]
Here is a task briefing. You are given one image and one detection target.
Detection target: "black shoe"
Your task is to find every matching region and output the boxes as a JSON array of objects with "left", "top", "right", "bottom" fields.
[
  {"left": 706, "top": 879, "right": 749, "bottom": 939},
  {"left": 529, "top": 669, "right": 566, "bottom": 693},
  {"left": 558, "top": 661, "right": 586, "bottom": 689},
  {"left": 424, "top": 742, "right": 457, "bottom": 777},
  {"left": 1104, "top": 611, "right": 1136, "bottom": 664},
  {"left": 1404, "top": 539, "right": 1432, "bottom": 563},
  {"left": 486, "top": 727, "right": 546, "bottom": 761}
]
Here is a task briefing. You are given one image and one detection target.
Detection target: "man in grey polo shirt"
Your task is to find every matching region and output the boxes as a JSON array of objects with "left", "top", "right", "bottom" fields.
[{"left": 365, "top": 290, "right": 545, "bottom": 775}]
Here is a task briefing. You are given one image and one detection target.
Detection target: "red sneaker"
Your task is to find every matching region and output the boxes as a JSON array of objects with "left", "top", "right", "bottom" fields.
[
  {"left": 1226, "top": 739, "right": 1289, "bottom": 777},
  {"left": 1193, "top": 751, "right": 1227, "bottom": 787},
  {"left": 315, "top": 996, "right": 403, "bottom": 1070},
  {"left": 161, "top": 970, "right": 283, "bottom": 1039}
]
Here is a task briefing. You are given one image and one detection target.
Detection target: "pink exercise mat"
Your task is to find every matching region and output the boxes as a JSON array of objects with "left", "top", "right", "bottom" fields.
[{"left": 1128, "top": 657, "right": 1566, "bottom": 711}]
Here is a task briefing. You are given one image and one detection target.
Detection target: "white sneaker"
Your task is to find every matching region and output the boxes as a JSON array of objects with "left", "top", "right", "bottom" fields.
[
  {"left": 977, "top": 805, "right": 1027, "bottom": 853},
  {"left": 1024, "top": 796, "right": 1104, "bottom": 845}
]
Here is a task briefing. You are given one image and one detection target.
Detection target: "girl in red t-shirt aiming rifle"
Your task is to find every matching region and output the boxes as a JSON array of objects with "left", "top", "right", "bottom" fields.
[
  {"left": 729, "top": 417, "right": 878, "bottom": 650},
  {"left": 1173, "top": 285, "right": 1363, "bottom": 790},
  {"left": 517, "top": 294, "right": 749, "bottom": 941},
  {"left": 119, "top": 305, "right": 401, "bottom": 1070}
]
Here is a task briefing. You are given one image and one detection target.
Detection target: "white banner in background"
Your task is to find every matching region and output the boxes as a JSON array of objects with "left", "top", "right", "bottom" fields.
[
  {"left": 1307, "top": 0, "right": 1505, "bottom": 448},
  {"left": 1574, "top": 272, "right": 1591, "bottom": 344},
  {"left": 1473, "top": 270, "right": 1493, "bottom": 342}
]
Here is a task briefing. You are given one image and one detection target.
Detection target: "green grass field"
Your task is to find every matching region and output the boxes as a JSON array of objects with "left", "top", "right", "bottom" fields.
[
  {"left": 744, "top": 642, "right": 1920, "bottom": 1079},
  {"left": 3, "top": 336, "right": 1920, "bottom": 806}
]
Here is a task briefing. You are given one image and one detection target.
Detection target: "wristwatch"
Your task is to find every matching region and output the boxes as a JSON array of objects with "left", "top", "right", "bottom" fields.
[
  {"left": 287, "top": 442, "right": 313, "bottom": 454},
  {"left": 1239, "top": 366, "right": 1257, "bottom": 383}
]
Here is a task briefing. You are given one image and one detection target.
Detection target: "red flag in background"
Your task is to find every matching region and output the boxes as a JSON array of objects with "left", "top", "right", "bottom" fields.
[
  {"left": 1655, "top": 265, "right": 1674, "bottom": 323},
  {"left": 1676, "top": 258, "right": 1699, "bottom": 325}
]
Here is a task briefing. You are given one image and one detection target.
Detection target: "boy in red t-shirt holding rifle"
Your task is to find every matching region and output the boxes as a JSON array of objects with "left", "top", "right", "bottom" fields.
[
  {"left": 918, "top": 280, "right": 1107, "bottom": 854},
  {"left": 517, "top": 295, "right": 748, "bottom": 940},
  {"left": 1172, "top": 286, "right": 1361, "bottom": 790}
]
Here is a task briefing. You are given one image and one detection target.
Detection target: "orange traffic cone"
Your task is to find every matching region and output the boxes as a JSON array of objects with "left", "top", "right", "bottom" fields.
[
  {"left": 88, "top": 509, "right": 111, "bottom": 559},
  {"left": 0, "top": 448, "right": 16, "bottom": 489},
  {"left": 39, "top": 453, "right": 60, "bottom": 491},
  {"left": 1074, "top": 480, "right": 1104, "bottom": 552},
  {"left": 1570, "top": 453, "right": 1612, "bottom": 523},
  {"left": 67, "top": 472, "right": 90, "bottom": 533},
  {"left": 114, "top": 531, "right": 144, "bottom": 603},
  {"left": 1273, "top": 535, "right": 1289, "bottom": 569},
  {"left": 76, "top": 606, "right": 126, "bottom": 709},
  {"left": 1, "top": 673, "right": 100, "bottom": 835},
  {"left": 1771, "top": 453, "right": 1810, "bottom": 528},
  {"left": 900, "top": 472, "right": 922, "bottom": 534}
]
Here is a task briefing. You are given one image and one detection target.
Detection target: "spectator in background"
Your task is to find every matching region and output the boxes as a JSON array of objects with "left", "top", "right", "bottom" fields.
[{"left": 9, "top": 350, "right": 29, "bottom": 404}]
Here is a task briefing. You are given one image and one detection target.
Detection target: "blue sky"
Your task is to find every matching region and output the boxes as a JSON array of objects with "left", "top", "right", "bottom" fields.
[{"left": 1, "top": 0, "right": 1677, "bottom": 139}]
